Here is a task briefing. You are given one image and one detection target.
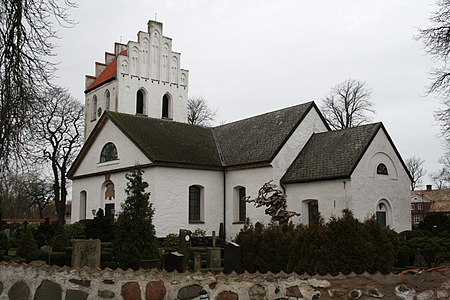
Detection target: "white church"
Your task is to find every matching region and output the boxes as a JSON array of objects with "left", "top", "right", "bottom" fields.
[{"left": 68, "top": 20, "right": 412, "bottom": 240}]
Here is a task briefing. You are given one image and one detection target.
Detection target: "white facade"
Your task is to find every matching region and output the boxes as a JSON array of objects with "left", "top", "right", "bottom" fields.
[{"left": 84, "top": 21, "right": 188, "bottom": 139}]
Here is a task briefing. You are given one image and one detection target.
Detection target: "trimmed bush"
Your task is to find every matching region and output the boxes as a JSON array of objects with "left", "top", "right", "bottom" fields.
[
  {"left": 50, "top": 252, "right": 67, "bottom": 266},
  {"left": 26, "top": 250, "right": 50, "bottom": 263},
  {"left": 236, "top": 209, "right": 394, "bottom": 274}
]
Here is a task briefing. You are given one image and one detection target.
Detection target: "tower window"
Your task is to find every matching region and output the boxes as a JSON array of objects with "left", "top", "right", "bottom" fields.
[
  {"left": 91, "top": 95, "right": 97, "bottom": 121},
  {"left": 162, "top": 94, "right": 171, "bottom": 118},
  {"left": 136, "top": 90, "right": 144, "bottom": 114},
  {"left": 105, "top": 89, "right": 110, "bottom": 110}
]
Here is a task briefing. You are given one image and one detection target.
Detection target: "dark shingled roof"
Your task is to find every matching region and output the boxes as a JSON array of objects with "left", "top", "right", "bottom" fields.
[
  {"left": 281, "top": 123, "right": 382, "bottom": 183},
  {"left": 107, "top": 111, "right": 222, "bottom": 166},
  {"left": 68, "top": 102, "right": 325, "bottom": 178},
  {"left": 212, "top": 102, "right": 315, "bottom": 166}
]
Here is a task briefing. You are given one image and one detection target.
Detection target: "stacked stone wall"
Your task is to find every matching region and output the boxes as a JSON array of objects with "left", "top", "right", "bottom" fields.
[{"left": 0, "top": 263, "right": 449, "bottom": 299}]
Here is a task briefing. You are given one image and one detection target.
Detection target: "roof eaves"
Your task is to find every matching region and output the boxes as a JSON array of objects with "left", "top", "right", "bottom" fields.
[
  {"left": 378, "top": 123, "right": 414, "bottom": 183},
  {"left": 67, "top": 113, "right": 110, "bottom": 179},
  {"left": 84, "top": 75, "right": 117, "bottom": 94},
  {"left": 347, "top": 123, "right": 382, "bottom": 177}
]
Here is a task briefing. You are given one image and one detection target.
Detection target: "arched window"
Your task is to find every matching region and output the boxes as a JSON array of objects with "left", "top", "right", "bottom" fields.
[
  {"left": 308, "top": 200, "right": 319, "bottom": 226},
  {"left": 100, "top": 142, "right": 118, "bottom": 163},
  {"left": 234, "top": 186, "right": 247, "bottom": 222},
  {"left": 376, "top": 200, "right": 392, "bottom": 227},
  {"left": 162, "top": 94, "right": 171, "bottom": 118},
  {"left": 189, "top": 185, "right": 203, "bottom": 223},
  {"left": 136, "top": 90, "right": 145, "bottom": 114},
  {"left": 91, "top": 95, "right": 97, "bottom": 121},
  {"left": 104, "top": 181, "right": 115, "bottom": 200},
  {"left": 105, "top": 89, "right": 110, "bottom": 110},
  {"left": 80, "top": 191, "right": 87, "bottom": 220},
  {"left": 377, "top": 163, "right": 388, "bottom": 175}
]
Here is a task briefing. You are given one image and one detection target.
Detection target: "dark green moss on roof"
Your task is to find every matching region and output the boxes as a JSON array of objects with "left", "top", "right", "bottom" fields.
[
  {"left": 107, "top": 111, "right": 222, "bottom": 166},
  {"left": 281, "top": 123, "right": 382, "bottom": 183},
  {"left": 212, "top": 102, "right": 315, "bottom": 166}
]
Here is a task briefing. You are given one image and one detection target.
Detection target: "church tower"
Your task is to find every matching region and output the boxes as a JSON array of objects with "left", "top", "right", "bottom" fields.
[{"left": 84, "top": 20, "right": 189, "bottom": 139}]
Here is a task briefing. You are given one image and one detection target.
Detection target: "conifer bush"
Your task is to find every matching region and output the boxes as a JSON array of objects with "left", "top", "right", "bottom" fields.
[
  {"left": 113, "top": 168, "right": 159, "bottom": 270},
  {"left": 52, "top": 223, "right": 69, "bottom": 252},
  {"left": 17, "top": 227, "right": 38, "bottom": 258}
]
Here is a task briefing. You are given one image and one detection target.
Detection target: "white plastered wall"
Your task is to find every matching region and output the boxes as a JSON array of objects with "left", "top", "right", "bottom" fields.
[
  {"left": 72, "top": 165, "right": 224, "bottom": 238},
  {"left": 285, "top": 180, "right": 351, "bottom": 225},
  {"left": 272, "top": 107, "right": 329, "bottom": 182},
  {"left": 151, "top": 167, "right": 223, "bottom": 237},
  {"left": 350, "top": 129, "right": 411, "bottom": 232},
  {"left": 225, "top": 107, "right": 329, "bottom": 240},
  {"left": 285, "top": 128, "right": 411, "bottom": 232}
]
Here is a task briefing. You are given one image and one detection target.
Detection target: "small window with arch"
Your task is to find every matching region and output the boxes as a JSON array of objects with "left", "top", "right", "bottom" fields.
[
  {"left": 100, "top": 142, "right": 118, "bottom": 163},
  {"left": 376, "top": 163, "right": 388, "bottom": 175}
]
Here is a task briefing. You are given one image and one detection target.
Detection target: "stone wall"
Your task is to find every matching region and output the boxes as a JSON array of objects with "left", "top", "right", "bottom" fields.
[{"left": 0, "top": 263, "right": 449, "bottom": 299}]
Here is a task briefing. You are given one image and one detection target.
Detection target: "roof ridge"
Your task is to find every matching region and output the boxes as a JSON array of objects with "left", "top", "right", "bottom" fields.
[{"left": 213, "top": 101, "right": 314, "bottom": 128}]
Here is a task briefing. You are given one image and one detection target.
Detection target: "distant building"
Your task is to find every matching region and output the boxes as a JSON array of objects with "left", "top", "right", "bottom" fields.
[
  {"left": 411, "top": 185, "right": 450, "bottom": 226},
  {"left": 410, "top": 186, "right": 433, "bottom": 226}
]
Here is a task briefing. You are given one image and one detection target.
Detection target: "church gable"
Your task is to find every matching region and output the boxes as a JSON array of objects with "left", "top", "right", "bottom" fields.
[{"left": 68, "top": 115, "right": 152, "bottom": 179}]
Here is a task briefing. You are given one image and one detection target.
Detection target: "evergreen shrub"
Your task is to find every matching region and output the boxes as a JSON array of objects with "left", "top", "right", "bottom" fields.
[
  {"left": 235, "top": 209, "right": 394, "bottom": 274},
  {"left": 17, "top": 227, "right": 38, "bottom": 258},
  {"left": 113, "top": 168, "right": 159, "bottom": 270},
  {"left": 26, "top": 250, "right": 50, "bottom": 263}
]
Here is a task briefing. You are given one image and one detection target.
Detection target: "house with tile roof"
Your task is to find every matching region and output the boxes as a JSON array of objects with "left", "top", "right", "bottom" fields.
[
  {"left": 411, "top": 186, "right": 450, "bottom": 226},
  {"left": 68, "top": 20, "right": 412, "bottom": 240}
]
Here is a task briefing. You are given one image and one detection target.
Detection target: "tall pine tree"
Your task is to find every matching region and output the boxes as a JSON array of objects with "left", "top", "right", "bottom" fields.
[{"left": 113, "top": 168, "right": 159, "bottom": 269}]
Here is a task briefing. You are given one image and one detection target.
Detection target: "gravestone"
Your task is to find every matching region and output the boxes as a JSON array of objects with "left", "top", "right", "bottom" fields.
[
  {"left": 164, "top": 251, "right": 184, "bottom": 272},
  {"left": 207, "top": 231, "right": 221, "bottom": 269},
  {"left": 192, "top": 252, "right": 202, "bottom": 271},
  {"left": 224, "top": 241, "right": 241, "bottom": 273},
  {"left": 71, "top": 239, "right": 101, "bottom": 269}
]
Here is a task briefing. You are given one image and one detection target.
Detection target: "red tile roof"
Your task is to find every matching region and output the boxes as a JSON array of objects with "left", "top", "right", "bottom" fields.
[{"left": 85, "top": 50, "right": 128, "bottom": 93}]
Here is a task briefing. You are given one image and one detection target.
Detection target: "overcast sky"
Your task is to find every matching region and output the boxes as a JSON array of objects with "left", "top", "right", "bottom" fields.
[{"left": 54, "top": 0, "right": 444, "bottom": 188}]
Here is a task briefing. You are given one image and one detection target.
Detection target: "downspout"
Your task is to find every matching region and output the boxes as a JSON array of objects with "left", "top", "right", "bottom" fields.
[{"left": 223, "top": 169, "right": 226, "bottom": 240}]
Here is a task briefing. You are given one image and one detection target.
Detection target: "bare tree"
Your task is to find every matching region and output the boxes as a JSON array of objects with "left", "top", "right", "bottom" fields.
[
  {"left": 416, "top": 0, "right": 450, "bottom": 145},
  {"left": 21, "top": 171, "right": 54, "bottom": 219},
  {"left": 321, "top": 79, "right": 375, "bottom": 130},
  {"left": 187, "top": 96, "right": 216, "bottom": 126},
  {"left": 0, "top": 0, "right": 76, "bottom": 177},
  {"left": 428, "top": 153, "right": 450, "bottom": 189},
  {"left": 429, "top": 168, "right": 450, "bottom": 189},
  {"left": 35, "top": 87, "right": 83, "bottom": 224},
  {"left": 405, "top": 156, "right": 426, "bottom": 190},
  {"left": 0, "top": 172, "right": 29, "bottom": 219}
]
